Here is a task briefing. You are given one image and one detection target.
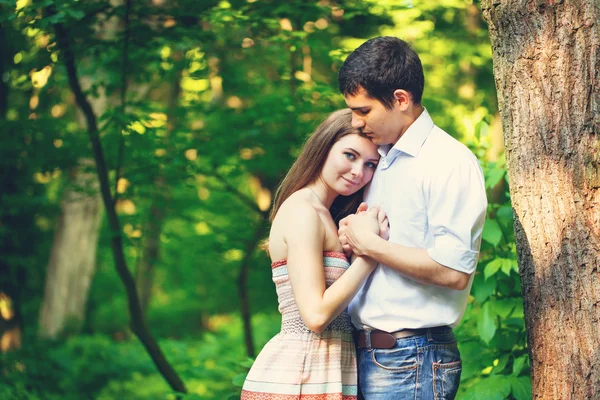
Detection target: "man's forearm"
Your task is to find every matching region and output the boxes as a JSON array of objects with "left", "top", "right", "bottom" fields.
[{"left": 357, "top": 233, "right": 471, "bottom": 290}]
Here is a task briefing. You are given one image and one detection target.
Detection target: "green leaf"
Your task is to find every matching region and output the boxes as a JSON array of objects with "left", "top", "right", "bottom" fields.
[
  {"left": 473, "top": 273, "right": 497, "bottom": 304},
  {"left": 510, "top": 376, "right": 532, "bottom": 400},
  {"left": 65, "top": 8, "right": 85, "bottom": 20},
  {"left": 512, "top": 301, "right": 525, "bottom": 318},
  {"left": 496, "top": 205, "right": 514, "bottom": 229},
  {"left": 512, "top": 355, "right": 527, "bottom": 376},
  {"left": 477, "top": 301, "right": 497, "bottom": 344},
  {"left": 47, "top": 10, "right": 67, "bottom": 24},
  {"left": 239, "top": 358, "right": 255, "bottom": 368},
  {"left": 490, "top": 331, "right": 519, "bottom": 352},
  {"left": 461, "top": 375, "right": 512, "bottom": 400},
  {"left": 504, "top": 317, "right": 525, "bottom": 329},
  {"left": 484, "top": 258, "right": 504, "bottom": 280},
  {"left": 500, "top": 258, "right": 513, "bottom": 275},
  {"left": 485, "top": 167, "right": 505, "bottom": 189},
  {"left": 493, "top": 298, "right": 519, "bottom": 318},
  {"left": 231, "top": 373, "right": 247, "bottom": 387},
  {"left": 492, "top": 354, "right": 510, "bottom": 374},
  {"left": 483, "top": 219, "right": 503, "bottom": 246},
  {"left": 512, "top": 258, "right": 520, "bottom": 273}
]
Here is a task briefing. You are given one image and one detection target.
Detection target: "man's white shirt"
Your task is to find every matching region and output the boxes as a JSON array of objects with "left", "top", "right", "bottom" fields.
[{"left": 348, "top": 108, "right": 488, "bottom": 332}]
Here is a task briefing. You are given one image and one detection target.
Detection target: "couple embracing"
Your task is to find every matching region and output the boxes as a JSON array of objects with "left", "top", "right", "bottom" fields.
[{"left": 241, "top": 36, "right": 487, "bottom": 400}]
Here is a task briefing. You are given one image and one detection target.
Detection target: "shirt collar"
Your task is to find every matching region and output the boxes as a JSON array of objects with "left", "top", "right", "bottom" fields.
[{"left": 378, "top": 108, "right": 434, "bottom": 159}]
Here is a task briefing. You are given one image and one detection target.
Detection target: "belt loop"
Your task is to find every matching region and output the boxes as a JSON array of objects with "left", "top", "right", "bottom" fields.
[
  {"left": 365, "top": 328, "right": 372, "bottom": 350},
  {"left": 427, "top": 327, "right": 433, "bottom": 342}
]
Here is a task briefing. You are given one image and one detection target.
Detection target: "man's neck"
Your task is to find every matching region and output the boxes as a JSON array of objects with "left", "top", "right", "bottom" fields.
[
  {"left": 409, "top": 104, "right": 425, "bottom": 122},
  {"left": 395, "top": 104, "right": 425, "bottom": 143}
]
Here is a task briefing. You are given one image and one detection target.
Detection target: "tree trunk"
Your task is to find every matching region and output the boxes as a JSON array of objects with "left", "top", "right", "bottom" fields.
[
  {"left": 136, "top": 71, "right": 181, "bottom": 314},
  {"left": 38, "top": 160, "right": 103, "bottom": 338},
  {"left": 136, "top": 178, "right": 167, "bottom": 314},
  {"left": 238, "top": 219, "right": 269, "bottom": 358},
  {"left": 482, "top": 1, "right": 600, "bottom": 398},
  {"left": 37, "top": 0, "right": 124, "bottom": 339}
]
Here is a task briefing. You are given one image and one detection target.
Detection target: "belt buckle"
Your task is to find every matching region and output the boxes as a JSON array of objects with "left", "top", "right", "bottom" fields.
[{"left": 364, "top": 328, "right": 372, "bottom": 349}]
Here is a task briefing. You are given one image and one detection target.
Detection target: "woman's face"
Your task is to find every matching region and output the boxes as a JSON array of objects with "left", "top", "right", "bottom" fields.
[{"left": 320, "top": 133, "right": 380, "bottom": 196}]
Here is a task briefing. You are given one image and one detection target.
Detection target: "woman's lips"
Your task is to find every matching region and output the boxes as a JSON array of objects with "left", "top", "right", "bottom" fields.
[{"left": 342, "top": 177, "right": 360, "bottom": 186}]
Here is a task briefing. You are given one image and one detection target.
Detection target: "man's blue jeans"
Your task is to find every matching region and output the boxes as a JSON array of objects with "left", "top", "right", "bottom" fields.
[{"left": 357, "top": 327, "right": 462, "bottom": 400}]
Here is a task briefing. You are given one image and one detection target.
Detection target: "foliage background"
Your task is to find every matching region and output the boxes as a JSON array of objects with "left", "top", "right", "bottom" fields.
[{"left": 0, "top": 0, "right": 529, "bottom": 398}]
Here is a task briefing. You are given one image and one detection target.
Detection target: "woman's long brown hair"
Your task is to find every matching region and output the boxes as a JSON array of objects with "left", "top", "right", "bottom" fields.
[{"left": 269, "top": 108, "right": 369, "bottom": 226}]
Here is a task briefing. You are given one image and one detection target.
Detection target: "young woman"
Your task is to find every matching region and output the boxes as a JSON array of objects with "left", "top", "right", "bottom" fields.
[{"left": 241, "top": 109, "right": 387, "bottom": 400}]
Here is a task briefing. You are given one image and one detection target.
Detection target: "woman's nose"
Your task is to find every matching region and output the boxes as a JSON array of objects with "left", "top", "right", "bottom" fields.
[{"left": 351, "top": 164, "right": 363, "bottom": 178}]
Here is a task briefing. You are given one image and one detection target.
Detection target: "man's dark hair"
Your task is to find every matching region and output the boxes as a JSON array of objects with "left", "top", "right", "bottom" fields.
[{"left": 338, "top": 36, "right": 425, "bottom": 109}]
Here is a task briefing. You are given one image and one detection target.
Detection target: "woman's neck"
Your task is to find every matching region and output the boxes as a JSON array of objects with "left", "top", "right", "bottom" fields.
[{"left": 307, "top": 180, "right": 336, "bottom": 209}]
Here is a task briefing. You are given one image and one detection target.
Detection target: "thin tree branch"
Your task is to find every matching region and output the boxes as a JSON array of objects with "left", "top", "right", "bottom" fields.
[
  {"left": 207, "top": 166, "right": 269, "bottom": 219},
  {"left": 48, "top": 5, "right": 186, "bottom": 393}
]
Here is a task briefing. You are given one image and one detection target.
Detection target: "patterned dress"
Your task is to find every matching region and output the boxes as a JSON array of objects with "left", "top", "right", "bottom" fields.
[{"left": 241, "top": 251, "right": 358, "bottom": 400}]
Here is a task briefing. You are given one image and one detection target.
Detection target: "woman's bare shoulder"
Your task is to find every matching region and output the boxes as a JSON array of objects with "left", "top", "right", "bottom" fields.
[{"left": 269, "top": 191, "right": 324, "bottom": 259}]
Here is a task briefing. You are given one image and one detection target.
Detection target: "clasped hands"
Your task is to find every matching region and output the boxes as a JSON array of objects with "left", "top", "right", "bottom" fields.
[{"left": 338, "top": 202, "right": 389, "bottom": 258}]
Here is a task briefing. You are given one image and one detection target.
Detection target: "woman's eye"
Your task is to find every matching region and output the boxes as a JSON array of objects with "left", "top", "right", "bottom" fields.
[
  {"left": 365, "top": 162, "right": 377, "bottom": 169},
  {"left": 344, "top": 152, "right": 356, "bottom": 160}
]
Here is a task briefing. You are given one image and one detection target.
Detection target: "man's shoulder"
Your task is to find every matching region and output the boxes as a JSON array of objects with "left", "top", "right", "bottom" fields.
[{"left": 422, "top": 125, "right": 478, "bottom": 164}]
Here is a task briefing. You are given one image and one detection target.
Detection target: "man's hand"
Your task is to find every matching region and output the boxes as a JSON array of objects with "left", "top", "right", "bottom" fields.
[
  {"left": 377, "top": 207, "right": 390, "bottom": 241},
  {"left": 345, "top": 206, "right": 382, "bottom": 256}
]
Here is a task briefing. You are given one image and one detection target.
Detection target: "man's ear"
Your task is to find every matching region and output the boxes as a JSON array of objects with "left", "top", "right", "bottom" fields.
[{"left": 393, "top": 89, "right": 412, "bottom": 111}]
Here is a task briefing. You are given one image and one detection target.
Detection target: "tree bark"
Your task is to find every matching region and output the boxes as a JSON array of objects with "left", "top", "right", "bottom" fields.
[
  {"left": 482, "top": 1, "right": 600, "bottom": 398},
  {"left": 38, "top": 160, "right": 103, "bottom": 338}
]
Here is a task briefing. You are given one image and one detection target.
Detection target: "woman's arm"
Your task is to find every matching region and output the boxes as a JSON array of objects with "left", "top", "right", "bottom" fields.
[{"left": 281, "top": 203, "right": 379, "bottom": 333}]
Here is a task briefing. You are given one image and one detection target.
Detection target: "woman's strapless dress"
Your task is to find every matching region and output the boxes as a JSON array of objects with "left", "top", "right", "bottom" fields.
[{"left": 241, "top": 251, "right": 358, "bottom": 399}]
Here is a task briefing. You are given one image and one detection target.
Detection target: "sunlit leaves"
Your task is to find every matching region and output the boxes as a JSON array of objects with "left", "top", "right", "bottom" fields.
[
  {"left": 484, "top": 258, "right": 506, "bottom": 280},
  {"left": 224, "top": 249, "right": 244, "bottom": 262},
  {"left": 483, "top": 258, "right": 518, "bottom": 280}
]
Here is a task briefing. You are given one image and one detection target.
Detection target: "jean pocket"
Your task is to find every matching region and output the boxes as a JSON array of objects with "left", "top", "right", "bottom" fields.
[
  {"left": 371, "top": 343, "right": 418, "bottom": 371},
  {"left": 433, "top": 359, "right": 462, "bottom": 400}
]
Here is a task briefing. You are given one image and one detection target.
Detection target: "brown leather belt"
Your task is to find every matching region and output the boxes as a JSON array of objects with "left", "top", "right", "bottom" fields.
[{"left": 357, "top": 329, "right": 426, "bottom": 349}]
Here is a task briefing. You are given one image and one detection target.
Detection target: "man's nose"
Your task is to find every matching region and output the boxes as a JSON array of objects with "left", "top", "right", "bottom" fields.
[{"left": 351, "top": 115, "right": 365, "bottom": 129}]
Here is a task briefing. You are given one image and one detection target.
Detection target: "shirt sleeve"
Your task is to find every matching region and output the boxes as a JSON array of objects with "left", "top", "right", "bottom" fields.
[{"left": 425, "top": 155, "right": 487, "bottom": 274}]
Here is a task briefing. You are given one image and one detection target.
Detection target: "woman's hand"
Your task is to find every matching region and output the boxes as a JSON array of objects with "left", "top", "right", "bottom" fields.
[{"left": 338, "top": 202, "right": 369, "bottom": 257}]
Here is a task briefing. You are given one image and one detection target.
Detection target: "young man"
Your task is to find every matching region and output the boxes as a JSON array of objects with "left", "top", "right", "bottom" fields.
[{"left": 337, "top": 36, "right": 487, "bottom": 399}]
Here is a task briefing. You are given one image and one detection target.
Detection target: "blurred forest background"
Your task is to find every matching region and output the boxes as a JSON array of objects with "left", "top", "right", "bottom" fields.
[{"left": 0, "top": 0, "right": 530, "bottom": 399}]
